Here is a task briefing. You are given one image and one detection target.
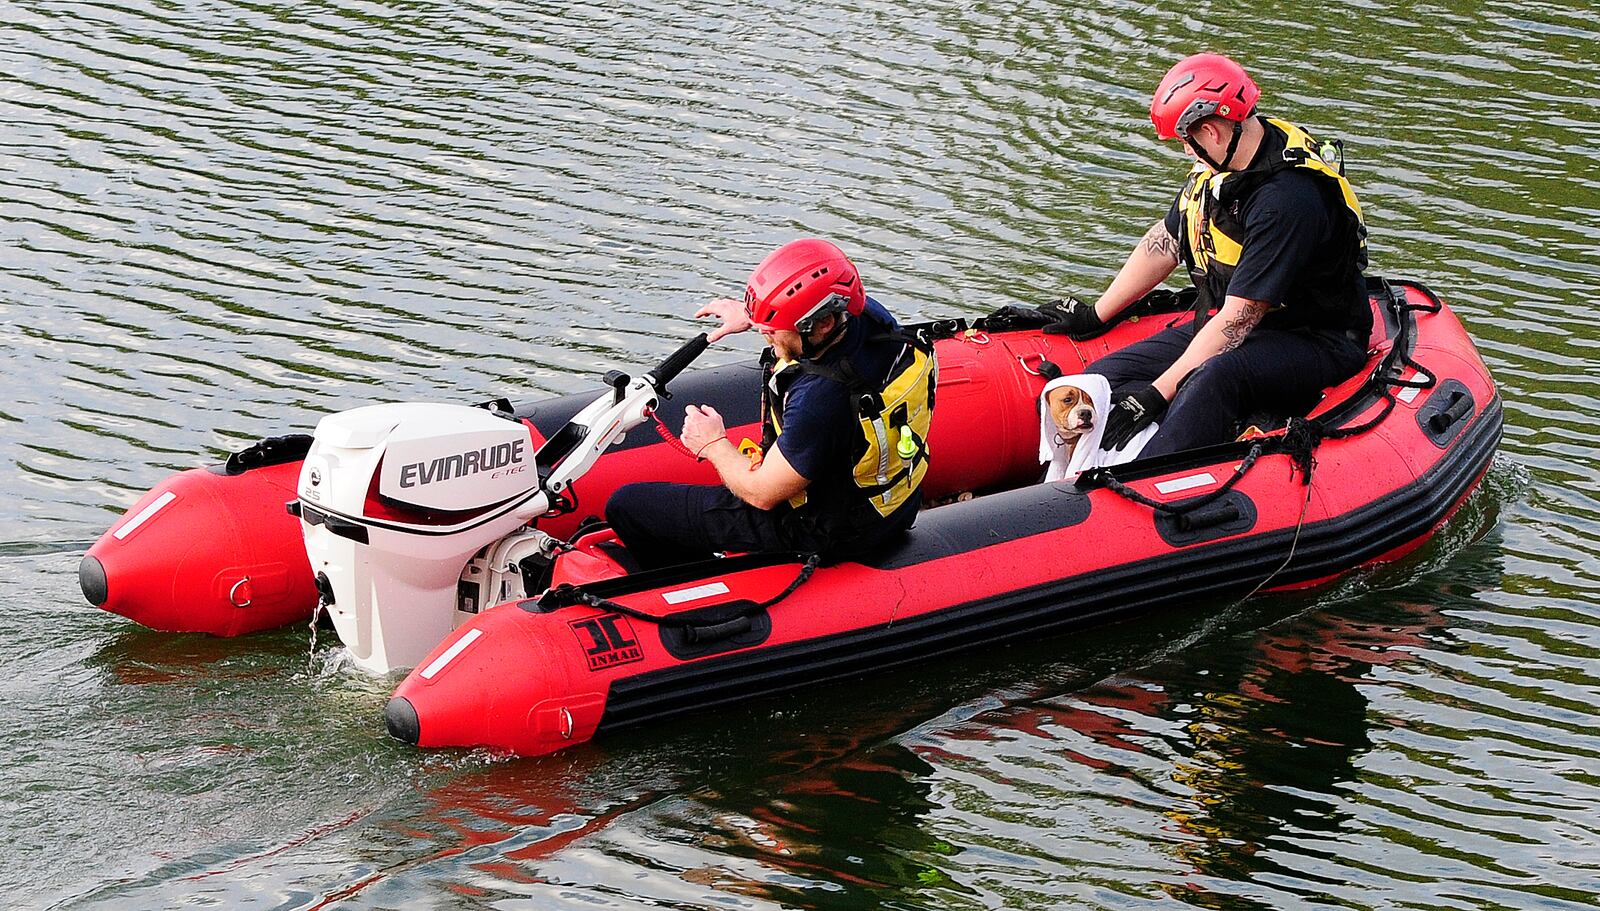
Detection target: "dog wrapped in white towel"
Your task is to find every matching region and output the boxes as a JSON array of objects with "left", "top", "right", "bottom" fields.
[{"left": 1038, "top": 373, "right": 1159, "bottom": 483}]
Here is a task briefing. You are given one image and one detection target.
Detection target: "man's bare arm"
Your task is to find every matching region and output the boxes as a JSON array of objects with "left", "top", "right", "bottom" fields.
[
  {"left": 1094, "top": 220, "right": 1181, "bottom": 322},
  {"left": 1151, "top": 295, "right": 1269, "bottom": 400},
  {"left": 701, "top": 439, "right": 807, "bottom": 511},
  {"left": 1138, "top": 220, "right": 1182, "bottom": 260},
  {"left": 1217, "top": 299, "right": 1265, "bottom": 353}
]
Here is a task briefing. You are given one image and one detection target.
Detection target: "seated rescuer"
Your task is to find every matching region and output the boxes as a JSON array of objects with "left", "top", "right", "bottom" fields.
[
  {"left": 605, "top": 238, "right": 935, "bottom": 570},
  {"left": 1045, "top": 52, "right": 1371, "bottom": 458}
]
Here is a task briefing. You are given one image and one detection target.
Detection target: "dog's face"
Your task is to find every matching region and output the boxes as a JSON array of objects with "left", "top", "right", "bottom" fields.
[{"left": 1047, "top": 384, "right": 1097, "bottom": 440}]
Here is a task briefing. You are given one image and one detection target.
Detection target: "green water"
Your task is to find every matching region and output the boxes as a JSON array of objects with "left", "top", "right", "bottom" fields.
[{"left": 2, "top": 0, "right": 1597, "bottom": 908}]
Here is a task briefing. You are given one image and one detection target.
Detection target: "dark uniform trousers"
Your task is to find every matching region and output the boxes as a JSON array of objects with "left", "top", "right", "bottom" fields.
[
  {"left": 606, "top": 482, "right": 806, "bottom": 571},
  {"left": 607, "top": 481, "right": 917, "bottom": 571},
  {"left": 1091, "top": 321, "right": 1368, "bottom": 459}
]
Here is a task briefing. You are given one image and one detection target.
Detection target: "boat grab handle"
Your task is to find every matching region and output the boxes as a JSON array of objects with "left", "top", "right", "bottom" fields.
[
  {"left": 1427, "top": 390, "right": 1472, "bottom": 434},
  {"left": 1175, "top": 503, "right": 1241, "bottom": 534},
  {"left": 683, "top": 615, "right": 753, "bottom": 645}
]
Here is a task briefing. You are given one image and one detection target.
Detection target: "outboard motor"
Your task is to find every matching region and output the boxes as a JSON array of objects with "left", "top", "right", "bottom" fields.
[
  {"left": 294, "top": 332, "right": 711, "bottom": 674},
  {"left": 297, "top": 402, "right": 547, "bottom": 673}
]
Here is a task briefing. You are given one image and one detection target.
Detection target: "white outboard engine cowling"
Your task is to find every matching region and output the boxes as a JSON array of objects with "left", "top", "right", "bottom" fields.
[{"left": 296, "top": 403, "right": 546, "bottom": 673}]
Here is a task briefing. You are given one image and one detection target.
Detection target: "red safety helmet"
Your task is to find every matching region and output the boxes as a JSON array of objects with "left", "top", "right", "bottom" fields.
[
  {"left": 1150, "top": 53, "right": 1260, "bottom": 141},
  {"left": 743, "top": 238, "right": 866, "bottom": 334}
]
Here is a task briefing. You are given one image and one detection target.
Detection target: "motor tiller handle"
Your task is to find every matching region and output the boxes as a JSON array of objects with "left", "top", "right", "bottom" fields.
[{"left": 646, "top": 333, "right": 709, "bottom": 394}]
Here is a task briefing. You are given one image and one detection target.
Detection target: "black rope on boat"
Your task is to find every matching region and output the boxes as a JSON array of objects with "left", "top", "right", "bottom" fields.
[
  {"left": 755, "top": 553, "right": 823, "bottom": 609},
  {"left": 1278, "top": 417, "right": 1323, "bottom": 482},
  {"left": 224, "top": 434, "right": 314, "bottom": 475},
  {"left": 1316, "top": 278, "right": 1438, "bottom": 443},
  {"left": 1098, "top": 442, "right": 1266, "bottom": 514},
  {"left": 541, "top": 585, "right": 663, "bottom": 626},
  {"left": 540, "top": 553, "right": 822, "bottom": 629},
  {"left": 1237, "top": 453, "right": 1318, "bottom": 600}
]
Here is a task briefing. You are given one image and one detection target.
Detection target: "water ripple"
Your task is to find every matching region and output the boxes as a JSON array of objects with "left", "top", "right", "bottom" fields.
[{"left": 5, "top": 0, "right": 1599, "bottom": 909}]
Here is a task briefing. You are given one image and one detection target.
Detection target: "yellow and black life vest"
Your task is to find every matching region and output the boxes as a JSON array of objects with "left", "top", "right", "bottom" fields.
[
  {"left": 1177, "top": 117, "right": 1368, "bottom": 331},
  {"left": 759, "top": 318, "right": 936, "bottom": 526}
]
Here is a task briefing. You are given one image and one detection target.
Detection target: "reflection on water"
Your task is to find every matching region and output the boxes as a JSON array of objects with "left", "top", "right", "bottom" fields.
[
  {"left": 200, "top": 512, "right": 1516, "bottom": 910},
  {"left": 4, "top": 0, "right": 1599, "bottom": 908}
]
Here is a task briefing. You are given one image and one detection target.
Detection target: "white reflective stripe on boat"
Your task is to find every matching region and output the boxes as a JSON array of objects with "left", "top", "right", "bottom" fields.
[
  {"left": 113, "top": 491, "right": 176, "bottom": 540},
  {"left": 662, "top": 581, "right": 730, "bottom": 605},
  {"left": 1397, "top": 372, "right": 1424, "bottom": 404},
  {"left": 420, "top": 628, "right": 482, "bottom": 680},
  {"left": 1154, "top": 472, "right": 1217, "bottom": 495}
]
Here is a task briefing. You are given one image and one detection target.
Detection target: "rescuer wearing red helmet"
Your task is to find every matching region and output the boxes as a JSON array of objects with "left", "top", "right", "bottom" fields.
[
  {"left": 606, "top": 239, "right": 935, "bottom": 570},
  {"left": 1050, "top": 53, "right": 1370, "bottom": 457}
]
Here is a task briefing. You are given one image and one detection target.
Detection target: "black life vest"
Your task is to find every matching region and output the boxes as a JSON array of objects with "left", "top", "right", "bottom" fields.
[
  {"left": 759, "top": 314, "right": 936, "bottom": 537},
  {"left": 1177, "top": 116, "right": 1369, "bottom": 334}
]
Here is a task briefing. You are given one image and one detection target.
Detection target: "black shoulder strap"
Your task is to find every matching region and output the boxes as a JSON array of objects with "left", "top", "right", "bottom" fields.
[
  {"left": 856, "top": 306, "right": 932, "bottom": 350},
  {"left": 792, "top": 357, "right": 869, "bottom": 393}
]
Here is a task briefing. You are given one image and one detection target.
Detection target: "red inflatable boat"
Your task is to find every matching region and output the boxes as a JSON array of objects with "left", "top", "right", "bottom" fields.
[{"left": 82, "top": 279, "right": 1500, "bottom": 757}]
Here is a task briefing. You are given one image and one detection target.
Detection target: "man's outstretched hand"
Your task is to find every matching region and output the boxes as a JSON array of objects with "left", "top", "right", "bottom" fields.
[
  {"left": 1102, "top": 385, "right": 1167, "bottom": 451},
  {"left": 696, "top": 297, "right": 751, "bottom": 343}
]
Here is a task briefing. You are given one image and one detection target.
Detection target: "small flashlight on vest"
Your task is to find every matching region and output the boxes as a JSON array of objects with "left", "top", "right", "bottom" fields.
[{"left": 896, "top": 426, "right": 918, "bottom": 459}]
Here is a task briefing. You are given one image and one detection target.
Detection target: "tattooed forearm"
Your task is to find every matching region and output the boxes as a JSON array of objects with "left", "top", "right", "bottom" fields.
[
  {"left": 1139, "top": 221, "right": 1180, "bottom": 261},
  {"left": 1219, "top": 300, "right": 1267, "bottom": 352}
]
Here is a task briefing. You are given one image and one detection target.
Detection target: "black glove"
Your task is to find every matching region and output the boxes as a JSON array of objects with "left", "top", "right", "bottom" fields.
[
  {"left": 1102, "top": 385, "right": 1167, "bottom": 452},
  {"left": 1040, "top": 296, "right": 1108, "bottom": 340}
]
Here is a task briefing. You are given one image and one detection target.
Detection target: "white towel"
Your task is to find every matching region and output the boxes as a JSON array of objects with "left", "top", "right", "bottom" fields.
[{"left": 1038, "top": 373, "right": 1159, "bottom": 483}]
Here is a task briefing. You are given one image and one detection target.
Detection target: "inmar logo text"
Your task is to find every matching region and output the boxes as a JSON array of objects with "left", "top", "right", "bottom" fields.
[
  {"left": 399, "top": 440, "right": 525, "bottom": 488},
  {"left": 570, "top": 614, "right": 644, "bottom": 671}
]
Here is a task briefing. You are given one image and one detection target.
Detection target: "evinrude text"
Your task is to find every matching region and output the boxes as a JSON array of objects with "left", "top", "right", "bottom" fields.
[{"left": 399, "top": 440, "right": 526, "bottom": 488}]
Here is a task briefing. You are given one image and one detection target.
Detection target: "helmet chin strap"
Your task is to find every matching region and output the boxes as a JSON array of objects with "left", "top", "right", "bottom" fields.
[
  {"left": 800, "top": 313, "right": 849, "bottom": 359},
  {"left": 1193, "top": 119, "right": 1245, "bottom": 172}
]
